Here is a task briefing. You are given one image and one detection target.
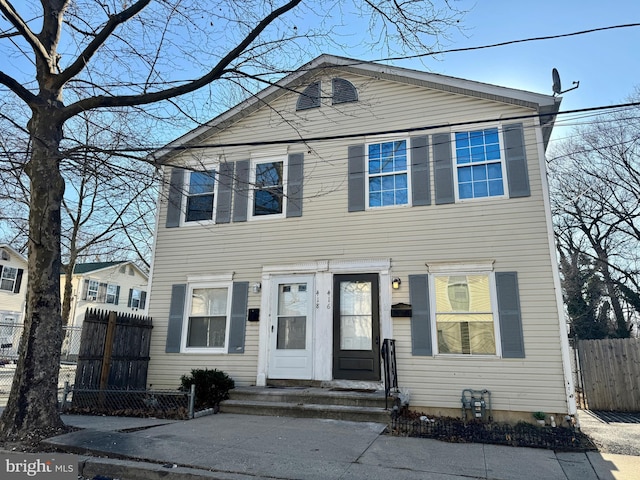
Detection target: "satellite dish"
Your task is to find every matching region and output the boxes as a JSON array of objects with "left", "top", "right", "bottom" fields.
[{"left": 552, "top": 68, "right": 579, "bottom": 96}]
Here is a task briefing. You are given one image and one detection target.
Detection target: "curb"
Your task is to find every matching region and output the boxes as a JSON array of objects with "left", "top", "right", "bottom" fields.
[{"left": 78, "top": 456, "right": 264, "bottom": 480}]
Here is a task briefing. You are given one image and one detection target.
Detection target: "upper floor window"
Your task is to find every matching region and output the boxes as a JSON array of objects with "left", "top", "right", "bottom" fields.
[
  {"left": 367, "top": 139, "right": 409, "bottom": 208},
  {"left": 0, "top": 266, "right": 17, "bottom": 292},
  {"left": 434, "top": 273, "right": 497, "bottom": 355},
  {"left": 251, "top": 159, "right": 285, "bottom": 218},
  {"left": 128, "top": 288, "right": 146, "bottom": 309},
  {"left": 454, "top": 128, "right": 505, "bottom": 200},
  {"left": 185, "top": 285, "right": 230, "bottom": 351},
  {"left": 185, "top": 170, "right": 217, "bottom": 222}
]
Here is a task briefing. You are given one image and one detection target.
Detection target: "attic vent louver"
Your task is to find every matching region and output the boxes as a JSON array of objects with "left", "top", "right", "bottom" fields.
[
  {"left": 332, "top": 78, "right": 358, "bottom": 104},
  {"left": 296, "top": 81, "right": 321, "bottom": 111}
]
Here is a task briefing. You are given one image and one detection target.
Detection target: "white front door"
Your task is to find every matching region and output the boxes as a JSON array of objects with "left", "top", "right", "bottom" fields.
[{"left": 268, "top": 275, "right": 314, "bottom": 379}]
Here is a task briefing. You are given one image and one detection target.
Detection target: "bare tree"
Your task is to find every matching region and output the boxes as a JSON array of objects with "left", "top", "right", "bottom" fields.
[
  {"left": 550, "top": 98, "right": 640, "bottom": 338},
  {"left": 0, "top": 0, "right": 463, "bottom": 441}
]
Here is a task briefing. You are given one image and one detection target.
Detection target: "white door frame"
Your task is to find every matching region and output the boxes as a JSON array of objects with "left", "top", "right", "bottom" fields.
[{"left": 256, "top": 259, "right": 392, "bottom": 386}]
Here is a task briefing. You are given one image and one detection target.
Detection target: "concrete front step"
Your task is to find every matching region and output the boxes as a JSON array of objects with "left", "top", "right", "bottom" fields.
[
  {"left": 221, "top": 399, "right": 391, "bottom": 423},
  {"left": 221, "top": 386, "right": 392, "bottom": 423}
]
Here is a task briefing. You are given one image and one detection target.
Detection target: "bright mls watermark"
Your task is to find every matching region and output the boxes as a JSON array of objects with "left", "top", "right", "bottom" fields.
[{"left": 1, "top": 453, "right": 77, "bottom": 479}]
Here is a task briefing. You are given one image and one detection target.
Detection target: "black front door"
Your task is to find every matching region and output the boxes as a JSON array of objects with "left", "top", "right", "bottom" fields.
[{"left": 332, "top": 273, "right": 380, "bottom": 380}]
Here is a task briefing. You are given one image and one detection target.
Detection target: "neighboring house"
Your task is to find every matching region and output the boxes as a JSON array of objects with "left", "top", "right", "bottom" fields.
[
  {"left": 62, "top": 261, "right": 149, "bottom": 354},
  {"left": 0, "top": 245, "right": 27, "bottom": 360},
  {"left": 146, "top": 55, "right": 576, "bottom": 421}
]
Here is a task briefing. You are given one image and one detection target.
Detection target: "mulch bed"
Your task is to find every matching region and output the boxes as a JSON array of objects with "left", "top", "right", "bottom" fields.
[{"left": 388, "top": 410, "right": 597, "bottom": 451}]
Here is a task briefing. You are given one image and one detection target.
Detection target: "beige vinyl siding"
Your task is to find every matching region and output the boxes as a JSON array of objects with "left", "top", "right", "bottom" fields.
[{"left": 148, "top": 72, "right": 569, "bottom": 414}]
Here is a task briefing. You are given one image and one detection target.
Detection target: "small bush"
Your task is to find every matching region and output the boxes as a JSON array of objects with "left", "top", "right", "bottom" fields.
[{"left": 180, "top": 368, "right": 235, "bottom": 410}]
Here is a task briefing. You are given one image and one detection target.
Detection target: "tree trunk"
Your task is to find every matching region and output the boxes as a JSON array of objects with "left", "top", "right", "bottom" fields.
[{"left": 0, "top": 111, "right": 66, "bottom": 440}]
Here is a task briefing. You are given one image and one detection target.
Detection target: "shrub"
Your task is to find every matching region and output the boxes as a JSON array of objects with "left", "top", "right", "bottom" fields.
[{"left": 180, "top": 368, "right": 235, "bottom": 410}]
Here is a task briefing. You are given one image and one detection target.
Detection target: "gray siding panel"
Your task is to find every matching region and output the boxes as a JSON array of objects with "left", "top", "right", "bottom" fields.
[
  {"left": 411, "top": 136, "right": 430, "bottom": 206},
  {"left": 233, "top": 160, "right": 250, "bottom": 222},
  {"left": 166, "top": 168, "right": 184, "bottom": 228},
  {"left": 433, "top": 133, "right": 454, "bottom": 205},
  {"left": 503, "top": 123, "right": 530, "bottom": 198},
  {"left": 496, "top": 272, "right": 526, "bottom": 358},
  {"left": 166, "top": 284, "right": 186, "bottom": 353},
  {"left": 228, "top": 281, "right": 249, "bottom": 354},
  {"left": 287, "top": 153, "right": 304, "bottom": 218},
  {"left": 409, "top": 274, "right": 433, "bottom": 356},
  {"left": 216, "top": 162, "right": 234, "bottom": 224},
  {"left": 348, "top": 144, "right": 365, "bottom": 212}
]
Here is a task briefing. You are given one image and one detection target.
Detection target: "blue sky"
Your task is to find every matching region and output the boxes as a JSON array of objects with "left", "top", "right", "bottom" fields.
[{"left": 374, "top": 0, "right": 640, "bottom": 143}]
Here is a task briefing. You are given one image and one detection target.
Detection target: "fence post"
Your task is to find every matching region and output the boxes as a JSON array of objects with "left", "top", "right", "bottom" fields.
[
  {"left": 99, "top": 311, "right": 118, "bottom": 390},
  {"left": 189, "top": 384, "right": 196, "bottom": 419},
  {"left": 61, "top": 381, "right": 70, "bottom": 411}
]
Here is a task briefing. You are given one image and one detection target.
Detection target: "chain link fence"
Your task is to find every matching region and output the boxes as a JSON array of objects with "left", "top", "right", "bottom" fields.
[{"left": 0, "top": 324, "right": 81, "bottom": 407}]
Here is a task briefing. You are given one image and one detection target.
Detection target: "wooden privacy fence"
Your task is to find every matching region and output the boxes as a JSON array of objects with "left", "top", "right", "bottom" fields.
[
  {"left": 73, "top": 309, "right": 153, "bottom": 390},
  {"left": 577, "top": 338, "right": 640, "bottom": 412}
]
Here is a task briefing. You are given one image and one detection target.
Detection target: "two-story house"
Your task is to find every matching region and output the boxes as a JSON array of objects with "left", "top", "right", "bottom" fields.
[
  {"left": 146, "top": 55, "right": 576, "bottom": 421},
  {"left": 0, "top": 244, "right": 27, "bottom": 361},
  {"left": 62, "top": 261, "right": 149, "bottom": 356}
]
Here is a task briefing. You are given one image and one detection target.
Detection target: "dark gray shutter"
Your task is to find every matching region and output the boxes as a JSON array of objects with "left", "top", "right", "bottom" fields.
[
  {"left": 496, "top": 272, "right": 525, "bottom": 358},
  {"left": 140, "top": 291, "right": 147, "bottom": 309},
  {"left": 348, "top": 144, "right": 365, "bottom": 212},
  {"left": 411, "top": 136, "right": 430, "bottom": 206},
  {"left": 127, "top": 288, "right": 133, "bottom": 307},
  {"left": 503, "top": 123, "right": 530, "bottom": 198},
  {"left": 433, "top": 133, "right": 454, "bottom": 205},
  {"left": 166, "top": 167, "right": 184, "bottom": 228},
  {"left": 233, "top": 160, "right": 250, "bottom": 222},
  {"left": 216, "top": 162, "right": 234, "bottom": 224},
  {"left": 114, "top": 285, "right": 120, "bottom": 305},
  {"left": 166, "top": 284, "right": 186, "bottom": 353},
  {"left": 287, "top": 153, "right": 304, "bottom": 218},
  {"left": 82, "top": 279, "right": 89, "bottom": 300},
  {"left": 98, "top": 283, "right": 107, "bottom": 303},
  {"left": 13, "top": 268, "right": 23, "bottom": 294},
  {"left": 228, "top": 281, "right": 249, "bottom": 354},
  {"left": 409, "top": 274, "right": 433, "bottom": 356}
]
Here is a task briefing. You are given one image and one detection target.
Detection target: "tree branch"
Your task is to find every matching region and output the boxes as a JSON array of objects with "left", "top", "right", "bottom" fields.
[
  {"left": 61, "top": 0, "right": 303, "bottom": 120},
  {"left": 53, "top": 0, "right": 153, "bottom": 89},
  {"left": 0, "top": 0, "right": 49, "bottom": 63},
  {"left": 0, "top": 70, "right": 38, "bottom": 105}
]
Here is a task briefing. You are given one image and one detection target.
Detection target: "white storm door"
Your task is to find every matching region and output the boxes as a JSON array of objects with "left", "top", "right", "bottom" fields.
[{"left": 268, "top": 276, "right": 314, "bottom": 379}]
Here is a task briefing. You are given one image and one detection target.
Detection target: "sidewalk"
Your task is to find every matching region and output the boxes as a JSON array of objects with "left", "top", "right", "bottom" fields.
[{"left": 38, "top": 413, "right": 640, "bottom": 480}]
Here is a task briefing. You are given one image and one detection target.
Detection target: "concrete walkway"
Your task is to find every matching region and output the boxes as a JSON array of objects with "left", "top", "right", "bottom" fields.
[{"left": 37, "top": 413, "right": 640, "bottom": 480}]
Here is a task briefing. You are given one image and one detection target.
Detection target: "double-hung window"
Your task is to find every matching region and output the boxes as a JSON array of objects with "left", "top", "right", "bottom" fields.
[
  {"left": 454, "top": 128, "right": 505, "bottom": 200},
  {"left": 433, "top": 272, "right": 499, "bottom": 355},
  {"left": 251, "top": 158, "right": 285, "bottom": 218},
  {"left": 0, "top": 266, "right": 17, "bottom": 292},
  {"left": 185, "top": 169, "right": 217, "bottom": 222},
  {"left": 185, "top": 284, "right": 231, "bottom": 351},
  {"left": 366, "top": 139, "right": 409, "bottom": 208},
  {"left": 86, "top": 279, "right": 99, "bottom": 301},
  {"left": 106, "top": 284, "right": 118, "bottom": 304}
]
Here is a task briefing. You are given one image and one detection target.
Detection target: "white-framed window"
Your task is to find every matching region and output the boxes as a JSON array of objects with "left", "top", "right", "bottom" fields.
[
  {"left": 86, "top": 279, "right": 99, "bottom": 301},
  {"left": 366, "top": 138, "right": 410, "bottom": 208},
  {"left": 106, "top": 284, "right": 118, "bottom": 304},
  {"left": 453, "top": 127, "right": 506, "bottom": 201},
  {"left": 128, "top": 288, "right": 146, "bottom": 309},
  {"left": 184, "top": 168, "right": 217, "bottom": 223},
  {"left": 183, "top": 282, "right": 231, "bottom": 352},
  {"left": 250, "top": 157, "right": 286, "bottom": 219},
  {"left": 430, "top": 267, "right": 501, "bottom": 356},
  {"left": 0, "top": 266, "right": 17, "bottom": 292}
]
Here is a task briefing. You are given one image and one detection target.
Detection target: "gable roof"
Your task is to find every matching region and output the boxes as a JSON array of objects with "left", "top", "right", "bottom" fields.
[
  {"left": 152, "top": 54, "right": 561, "bottom": 163},
  {"left": 71, "top": 261, "right": 148, "bottom": 279},
  {"left": 0, "top": 244, "right": 28, "bottom": 265}
]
